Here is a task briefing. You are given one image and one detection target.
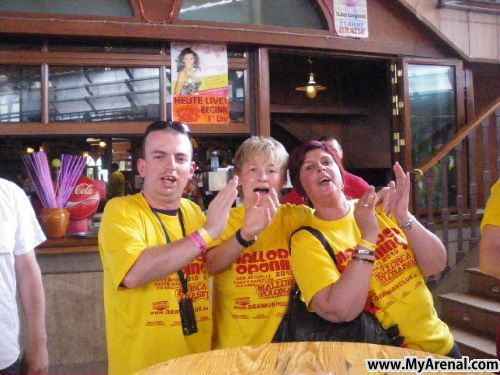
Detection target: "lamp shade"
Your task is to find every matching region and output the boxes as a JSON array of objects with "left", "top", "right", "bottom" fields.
[{"left": 295, "top": 58, "right": 326, "bottom": 99}]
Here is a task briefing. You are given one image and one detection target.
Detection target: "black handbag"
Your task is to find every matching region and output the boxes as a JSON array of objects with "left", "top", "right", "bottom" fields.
[{"left": 273, "top": 226, "right": 402, "bottom": 346}]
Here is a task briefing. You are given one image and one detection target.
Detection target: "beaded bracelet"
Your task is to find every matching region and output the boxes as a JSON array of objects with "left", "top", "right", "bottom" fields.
[
  {"left": 353, "top": 252, "right": 375, "bottom": 261},
  {"left": 358, "top": 238, "right": 377, "bottom": 251},
  {"left": 352, "top": 255, "right": 375, "bottom": 265}
]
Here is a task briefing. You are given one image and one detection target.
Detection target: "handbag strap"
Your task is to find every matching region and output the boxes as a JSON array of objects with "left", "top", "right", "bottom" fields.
[
  {"left": 290, "top": 226, "right": 338, "bottom": 267},
  {"left": 289, "top": 226, "right": 402, "bottom": 345}
]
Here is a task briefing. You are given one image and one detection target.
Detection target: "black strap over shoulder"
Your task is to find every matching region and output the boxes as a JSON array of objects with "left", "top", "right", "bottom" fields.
[
  {"left": 280, "top": 225, "right": 402, "bottom": 347},
  {"left": 290, "top": 226, "right": 338, "bottom": 267}
]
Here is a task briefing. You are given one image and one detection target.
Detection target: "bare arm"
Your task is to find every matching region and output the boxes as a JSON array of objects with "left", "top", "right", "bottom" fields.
[
  {"left": 15, "top": 251, "right": 48, "bottom": 375},
  {"left": 396, "top": 217, "right": 446, "bottom": 276},
  {"left": 123, "top": 177, "right": 238, "bottom": 288},
  {"left": 174, "top": 70, "right": 187, "bottom": 95},
  {"left": 205, "top": 189, "right": 279, "bottom": 274},
  {"left": 311, "top": 260, "right": 374, "bottom": 322},
  {"left": 479, "top": 225, "right": 500, "bottom": 279},
  {"left": 311, "top": 189, "right": 379, "bottom": 322},
  {"left": 122, "top": 237, "right": 207, "bottom": 288},
  {"left": 205, "top": 235, "right": 248, "bottom": 275},
  {"left": 385, "top": 162, "right": 447, "bottom": 276}
]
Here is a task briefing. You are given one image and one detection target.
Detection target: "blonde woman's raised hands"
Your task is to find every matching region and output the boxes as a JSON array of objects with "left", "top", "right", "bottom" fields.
[{"left": 241, "top": 188, "right": 280, "bottom": 239}]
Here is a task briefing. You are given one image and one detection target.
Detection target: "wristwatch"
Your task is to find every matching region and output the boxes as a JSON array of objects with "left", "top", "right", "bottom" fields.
[{"left": 235, "top": 229, "right": 256, "bottom": 248}]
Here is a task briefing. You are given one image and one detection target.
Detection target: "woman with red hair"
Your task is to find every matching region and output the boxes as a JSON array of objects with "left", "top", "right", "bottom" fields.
[{"left": 287, "top": 140, "right": 459, "bottom": 357}]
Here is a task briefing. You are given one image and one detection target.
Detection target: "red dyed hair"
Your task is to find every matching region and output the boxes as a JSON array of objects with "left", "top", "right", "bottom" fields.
[{"left": 288, "top": 140, "right": 345, "bottom": 196}]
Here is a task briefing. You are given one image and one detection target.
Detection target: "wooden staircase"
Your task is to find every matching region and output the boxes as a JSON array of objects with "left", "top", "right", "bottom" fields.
[
  {"left": 439, "top": 268, "right": 499, "bottom": 359},
  {"left": 411, "top": 99, "right": 499, "bottom": 360}
]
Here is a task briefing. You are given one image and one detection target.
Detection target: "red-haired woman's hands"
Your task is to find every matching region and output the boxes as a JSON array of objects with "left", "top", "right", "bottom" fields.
[{"left": 353, "top": 186, "right": 379, "bottom": 243}]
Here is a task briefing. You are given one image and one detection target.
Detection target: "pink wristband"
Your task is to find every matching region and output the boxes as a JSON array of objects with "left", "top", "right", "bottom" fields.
[{"left": 188, "top": 231, "right": 208, "bottom": 254}]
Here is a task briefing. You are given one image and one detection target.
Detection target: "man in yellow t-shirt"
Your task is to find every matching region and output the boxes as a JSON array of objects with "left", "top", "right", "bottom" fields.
[
  {"left": 99, "top": 121, "right": 238, "bottom": 375},
  {"left": 206, "top": 137, "right": 313, "bottom": 349},
  {"left": 479, "top": 179, "right": 500, "bottom": 279},
  {"left": 479, "top": 179, "right": 500, "bottom": 362}
]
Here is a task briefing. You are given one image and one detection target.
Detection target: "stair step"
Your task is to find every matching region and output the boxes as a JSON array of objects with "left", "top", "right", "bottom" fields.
[
  {"left": 449, "top": 326, "right": 497, "bottom": 360},
  {"left": 440, "top": 293, "right": 500, "bottom": 338},
  {"left": 466, "top": 268, "right": 500, "bottom": 301},
  {"left": 441, "top": 292, "right": 500, "bottom": 313}
]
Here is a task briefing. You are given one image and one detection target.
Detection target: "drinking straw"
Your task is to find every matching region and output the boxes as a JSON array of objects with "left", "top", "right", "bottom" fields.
[
  {"left": 22, "top": 151, "right": 57, "bottom": 208},
  {"left": 23, "top": 151, "right": 87, "bottom": 209}
]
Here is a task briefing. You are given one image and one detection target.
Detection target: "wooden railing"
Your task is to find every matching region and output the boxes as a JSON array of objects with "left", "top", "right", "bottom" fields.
[{"left": 412, "top": 98, "right": 500, "bottom": 279}]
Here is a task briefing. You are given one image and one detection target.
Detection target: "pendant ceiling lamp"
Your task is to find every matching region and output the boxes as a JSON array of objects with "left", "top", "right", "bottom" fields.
[{"left": 295, "top": 57, "right": 326, "bottom": 99}]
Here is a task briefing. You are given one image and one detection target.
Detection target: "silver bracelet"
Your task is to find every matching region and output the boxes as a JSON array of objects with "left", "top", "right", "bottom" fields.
[
  {"left": 400, "top": 216, "right": 415, "bottom": 231},
  {"left": 355, "top": 248, "right": 375, "bottom": 256}
]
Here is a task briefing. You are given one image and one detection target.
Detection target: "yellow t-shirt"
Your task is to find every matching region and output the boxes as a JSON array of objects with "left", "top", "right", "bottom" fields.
[
  {"left": 481, "top": 180, "right": 500, "bottom": 229},
  {"left": 98, "top": 193, "right": 211, "bottom": 375},
  {"left": 290, "top": 201, "right": 454, "bottom": 355},
  {"left": 211, "top": 203, "right": 313, "bottom": 349}
]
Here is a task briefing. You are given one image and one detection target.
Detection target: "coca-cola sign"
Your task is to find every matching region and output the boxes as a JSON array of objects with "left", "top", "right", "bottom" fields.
[
  {"left": 66, "top": 176, "right": 100, "bottom": 219},
  {"left": 74, "top": 183, "right": 95, "bottom": 195}
]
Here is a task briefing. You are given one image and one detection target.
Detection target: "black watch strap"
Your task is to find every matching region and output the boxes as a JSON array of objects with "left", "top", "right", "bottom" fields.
[{"left": 235, "top": 229, "right": 256, "bottom": 248}]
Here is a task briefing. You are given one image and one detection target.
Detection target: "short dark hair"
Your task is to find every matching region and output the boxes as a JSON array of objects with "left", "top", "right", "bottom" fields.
[
  {"left": 111, "top": 162, "right": 119, "bottom": 171},
  {"left": 288, "top": 140, "right": 344, "bottom": 196},
  {"left": 141, "top": 120, "right": 191, "bottom": 158}
]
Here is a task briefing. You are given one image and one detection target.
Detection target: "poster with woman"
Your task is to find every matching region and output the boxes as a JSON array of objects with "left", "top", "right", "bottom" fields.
[
  {"left": 333, "top": 0, "right": 368, "bottom": 38},
  {"left": 171, "top": 43, "right": 229, "bottom": 124}
]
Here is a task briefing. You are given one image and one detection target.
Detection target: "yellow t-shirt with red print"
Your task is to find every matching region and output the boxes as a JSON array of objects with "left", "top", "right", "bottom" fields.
[
  {"left": 481, "top": 180, "right": 500, "bottom": 229},
  {"left": 211, "top": 203, "right": 313, "bottom": 349},
  {"left": 290, "top": 201, "right": 454, "bottom": 355},
  {"left": 99, "top": 194, "right": 211, "bottom": 375}
]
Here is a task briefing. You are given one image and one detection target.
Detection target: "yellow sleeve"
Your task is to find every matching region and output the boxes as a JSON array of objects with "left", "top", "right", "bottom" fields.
[
  {"left": 98, "top": 198, "right": 150, "bottom": 290},
  {"left": 481, "top": 181, "right": 500, "bottom": 230},
  {"left": 280, "top": 203, "right": 314, "bottom": 233},
  {"left": 290, "top": 229, "right": 341, "bottom": 308}
]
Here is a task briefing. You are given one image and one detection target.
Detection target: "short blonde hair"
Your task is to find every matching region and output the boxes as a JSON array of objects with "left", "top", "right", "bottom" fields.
[{"left": 234, "top": 136, "right": 288, "bottom": 178}]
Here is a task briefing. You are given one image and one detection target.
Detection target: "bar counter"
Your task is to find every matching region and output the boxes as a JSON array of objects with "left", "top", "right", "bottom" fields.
[
  {"left": 33, "top": 236, "right": 107, "bottom": 369},
  {"left": 35, "top": 236, "right": 101, "bottom": 274},
  {"left": 37, "top": 236, "right": 98, "bottom": 254}
]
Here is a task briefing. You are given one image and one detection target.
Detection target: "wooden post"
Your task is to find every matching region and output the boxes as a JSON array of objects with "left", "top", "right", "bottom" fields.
[{"left": 254, "top": 48, "right": 270, "bottom": 136}]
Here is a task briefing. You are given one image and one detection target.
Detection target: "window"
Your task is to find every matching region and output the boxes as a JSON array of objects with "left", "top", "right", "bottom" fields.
[
  {"left": 0, "top": 66, "right": 41, "bottom": 122},
  {"left": 179, "top": 0, "right": 327, "bottom": 30},
  {"left": 0, "top": 0, "right": 133, "bottom": 17},
  {"left": 49, "top": 67, "right": 160, "bottom": 122},
  {"left": 440, "top": 0, "right": 500, "bottom": 14},
  {"left": 409, "top": 64, "right": 458, "bottom": 207},
  {"left": 0, "top": 46, "right": 250, "bottom": 131}
]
